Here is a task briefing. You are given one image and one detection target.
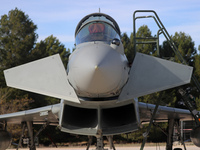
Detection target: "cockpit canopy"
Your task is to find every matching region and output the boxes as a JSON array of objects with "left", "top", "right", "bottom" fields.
[
  {"left": 75, "top": 22, "right": 120, "bottom": 45},
  {"left": 75, "top": 13, "right": 121, "bottom": 45}
]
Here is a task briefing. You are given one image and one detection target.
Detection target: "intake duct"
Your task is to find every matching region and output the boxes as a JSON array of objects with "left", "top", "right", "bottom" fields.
[
  {"left": 60, "top": 100, "right": 139, "bottom": 136},
  {"left": 101, "top": 104, "right": 138, "bottom": 135},
  {"left": 62, "top": 105, "right": 98, "bottom": 128}
]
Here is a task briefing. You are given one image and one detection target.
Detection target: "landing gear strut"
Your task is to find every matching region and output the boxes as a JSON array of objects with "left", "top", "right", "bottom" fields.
[
  {"left": 86, "top": 134, "right": 115, "bottom": 150},
  {"left": 17, "top": 121, "right": 49, "bottom": 150}
]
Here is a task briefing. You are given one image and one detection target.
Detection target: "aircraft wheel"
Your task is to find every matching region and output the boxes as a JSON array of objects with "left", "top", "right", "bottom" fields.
[{"left": 173, "top": 148, "right": 182, "bottom": 150}]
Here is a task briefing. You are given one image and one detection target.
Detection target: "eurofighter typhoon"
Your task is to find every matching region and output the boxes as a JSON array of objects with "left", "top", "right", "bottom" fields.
[{"left": 0, "top": 11, "right": 199, "bottom": 150}]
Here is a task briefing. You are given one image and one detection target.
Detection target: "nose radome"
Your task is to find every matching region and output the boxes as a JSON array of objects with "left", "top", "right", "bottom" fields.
[
  {"left": 89, "top": 56, "right": 121, "bottom": 93},
  {"left": 68, "top": 43, "right": 125, "bottom": 97},
  {"left": 94, "top": 65, "right": 98, "bottom": 69}
]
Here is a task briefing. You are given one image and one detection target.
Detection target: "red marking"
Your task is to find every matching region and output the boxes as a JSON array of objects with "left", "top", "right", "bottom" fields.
[{"left": 89, "top": 23, "right": 105, "bottom": 34}]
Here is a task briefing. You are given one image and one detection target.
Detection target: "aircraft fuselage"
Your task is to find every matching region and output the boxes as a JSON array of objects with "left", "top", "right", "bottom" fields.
[
  {"left": 67, "top": 13, "right": 129, "bottom": 99},
  {"left": 67, "top": 41, "right": 129, "bottom": 98}
]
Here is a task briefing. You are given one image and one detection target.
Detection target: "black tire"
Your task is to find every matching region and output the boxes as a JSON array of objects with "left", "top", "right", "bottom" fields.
[{"left": 174, "top": 148, "right": 182, "bottom": 150}]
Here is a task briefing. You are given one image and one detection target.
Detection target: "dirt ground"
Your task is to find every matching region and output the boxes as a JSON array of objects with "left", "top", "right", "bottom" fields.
[{"left": 6, "top": 145, "right": 200, "bottom": 150}]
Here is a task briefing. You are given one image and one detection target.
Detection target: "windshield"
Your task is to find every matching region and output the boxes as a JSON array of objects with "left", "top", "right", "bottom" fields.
[{"left": 75, "top": 22, "right": 120, "bottom": 45}]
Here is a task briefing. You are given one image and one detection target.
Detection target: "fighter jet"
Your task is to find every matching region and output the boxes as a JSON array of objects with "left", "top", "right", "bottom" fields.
[{"left": 0, "top": 11, "right": 198, "bottom": 150}]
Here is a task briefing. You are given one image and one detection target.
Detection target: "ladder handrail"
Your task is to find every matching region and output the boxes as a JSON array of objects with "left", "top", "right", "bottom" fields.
[
  {"left": 133, "top": 10, "right": 186, "bottom": 63},
  {"left": 133, "top": 10, "right": 200, "bottom": 91}
]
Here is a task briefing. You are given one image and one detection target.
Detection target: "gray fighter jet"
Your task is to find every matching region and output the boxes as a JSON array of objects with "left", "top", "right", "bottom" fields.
[{"left": 0, "top": 12, "right": 198, "bottom": 150}]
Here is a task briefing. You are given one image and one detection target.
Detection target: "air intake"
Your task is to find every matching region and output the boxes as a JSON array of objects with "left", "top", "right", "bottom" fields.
[{"left": 60, "top": 99, "right": 139, "bottom": 136}]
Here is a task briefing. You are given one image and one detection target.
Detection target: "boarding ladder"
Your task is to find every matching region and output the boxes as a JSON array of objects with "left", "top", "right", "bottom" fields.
[
  {"left": 133, "top": 10, "right": 200, "bottom": 150},
  {"left": 133, "top": 10, "right": 200, "bottom": 91}
]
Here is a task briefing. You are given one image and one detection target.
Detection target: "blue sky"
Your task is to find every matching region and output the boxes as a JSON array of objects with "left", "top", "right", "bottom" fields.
[{"left": 1, "top": 0, "right": 200, "bottom": 51}]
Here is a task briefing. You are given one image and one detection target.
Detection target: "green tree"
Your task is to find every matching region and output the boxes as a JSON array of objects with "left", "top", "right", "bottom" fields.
[
  {"left": 0, "top": 8, "right": 38, "bottom": 109},
  {"left": 194, "top": 55, "right": 200, "bottom": 81},
  {"left": 0, "top": 8, "right": 38, "bottom": 68},
  {"left": 194, "top": 46, "right": 200, "bottom": 84},
  {"left": 121, "top": 33, "right": 134, "bottom": 63},
  {"left": 122, "top": 25, "right": 156, "bottom": 63},
  {"left": 135, "top": 25, "right": 156, "bottom": 55},
  {"left": 31, "top": 35, "right": 70, "bottom": 68},
  {"left": 160, "top": 32, "right": 196, "bottom": 64},
  {"left": 193, "top": 54, "right": 200, "bottom": 109},
  {"left": 0, "top": 8, "right": 38, "bottom": 87}
]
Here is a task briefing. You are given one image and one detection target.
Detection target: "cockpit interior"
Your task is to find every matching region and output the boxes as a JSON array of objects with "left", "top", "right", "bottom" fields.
[{"left": 75, "top": 13, "right": 121, "bottom": 45}]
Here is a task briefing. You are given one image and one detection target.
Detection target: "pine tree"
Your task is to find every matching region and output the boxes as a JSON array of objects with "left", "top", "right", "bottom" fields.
[
  {"left": 160, "top": 32, "right": 196, "bottom": 64},
  {"left": 31, "top": 35, "right": 70, "bottom": 68},
  {"left": 135, "top": 25, "right": 156, "bottom": 55},
  {"left": 0, "top": 8, "right": 38, "bottom": 87}
]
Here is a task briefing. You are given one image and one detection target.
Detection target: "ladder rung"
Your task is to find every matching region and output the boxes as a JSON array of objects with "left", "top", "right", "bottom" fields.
[
  {"left": 136, "top": 41, "right": 157, "bottom": 44},
  {"left": 135, "top": 37, "right": 158, "bottom": 40}
]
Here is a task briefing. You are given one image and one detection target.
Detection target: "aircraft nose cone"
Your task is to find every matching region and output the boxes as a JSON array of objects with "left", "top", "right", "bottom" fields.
[
  {"left": 95, "top": 65, "right": 98, "bottom": 69},
  {"left": 68, "top": 43, "right": 126, "bottom": 97}
]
